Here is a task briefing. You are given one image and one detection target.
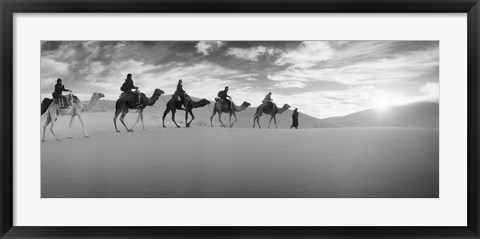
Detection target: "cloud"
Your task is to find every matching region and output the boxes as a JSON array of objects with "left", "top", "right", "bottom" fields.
[
  {"left": 195, "top": 41, "right": 224, "bottom": 55},
  {"left": 267, "top": 47, "right": 439, "bottom": 88},
  {"left": 40, "top": 58, "right": 71, "bottom": 91},
  {"left": 41, "top": 58, "right": 69, "bottom": 76},
  {"left": 274, "top": 81, "right": 306, "bottom": 89},
  {"left": 225, "top": 46, "right": 274, "bottom": 61},
  {"left": 419, "top": 82, "right": 440, "bottom": 101},
  {"left": 246, "top": 76, "right": 257, "bottom": 81},
  {"left": 275, "top": 41, "right": 334, "bottom": 68}
]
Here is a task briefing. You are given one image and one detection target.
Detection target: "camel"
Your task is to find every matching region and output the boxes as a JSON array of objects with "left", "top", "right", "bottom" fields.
[
  {"left": 253, "top": 103, "right": 291, "bottom": 129},
  {"left": 113, "top": 88, "right": 164, "bottom": 132},
  {"left": 41, "top": 92, "right": 105, "bottom": 142},
  {"left": 162, "top": 96, "right": 210, "bottom": 128},
  {"left": 210, "top": 99, "right": 251, "bottom": 128}
]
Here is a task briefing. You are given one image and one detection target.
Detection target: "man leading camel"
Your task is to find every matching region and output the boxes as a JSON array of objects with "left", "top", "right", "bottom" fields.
[{"left": 291, "top": 108, "right": 299, "bottom": 129}]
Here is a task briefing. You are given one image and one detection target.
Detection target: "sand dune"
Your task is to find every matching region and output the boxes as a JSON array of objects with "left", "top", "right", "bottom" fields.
[
  {"left": 322, "top": 102, "right": 439, "bottom": 128},
  {"left": 41, "top": 119, "right": 438, "bottom": 198},
  {"left": 41, "top": 98, "right": 439, "bottom": 198}
]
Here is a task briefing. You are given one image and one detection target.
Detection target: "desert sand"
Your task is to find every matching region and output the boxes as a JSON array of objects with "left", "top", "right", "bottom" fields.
[{"left": 41, "top": 99, "right": 438, "bottom": 198}]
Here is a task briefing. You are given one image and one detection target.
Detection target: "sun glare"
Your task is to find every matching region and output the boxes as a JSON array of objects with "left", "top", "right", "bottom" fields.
[{"left": 375, "top": 102, "right": 391, "bottom": 113}]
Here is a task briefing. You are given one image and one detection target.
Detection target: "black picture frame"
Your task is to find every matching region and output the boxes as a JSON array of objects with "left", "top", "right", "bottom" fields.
[{"left": 1, "top": 0, "right": 479, "bottom": 238}]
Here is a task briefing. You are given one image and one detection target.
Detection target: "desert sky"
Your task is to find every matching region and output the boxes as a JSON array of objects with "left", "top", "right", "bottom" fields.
[{"left": 41, "top": 41, "right": 439, "bottom": 118}]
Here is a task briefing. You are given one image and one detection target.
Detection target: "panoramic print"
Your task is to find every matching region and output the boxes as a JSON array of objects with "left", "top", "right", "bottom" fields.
[{"left": 40, "top": 41, "right": 439, "bottom": 198}]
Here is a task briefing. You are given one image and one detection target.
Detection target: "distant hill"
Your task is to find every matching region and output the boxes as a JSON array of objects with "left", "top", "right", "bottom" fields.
[
  {"left": 87, "top": 96, "right": 438, "bottom": 129},
  {"left": 87, "top": 95, "right": 337, "bottom": 129},
  {"left": 322, "top": 102, "right": 439, "bottom": 128}
]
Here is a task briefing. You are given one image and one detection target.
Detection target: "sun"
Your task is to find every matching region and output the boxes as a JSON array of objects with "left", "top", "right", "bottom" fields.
[{"left": 375, "top": 102, "right": 391, "bottom": 113}]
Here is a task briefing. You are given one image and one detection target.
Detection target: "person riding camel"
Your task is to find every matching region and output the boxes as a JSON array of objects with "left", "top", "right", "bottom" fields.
[
  {"left": 121, "top": 73, "right": 140, "bottom": 107},
  {"left": 175, "top": 79, "right": 187, "bottom": 105},
  {"left": 52, "top": 78, "right": 71, "bottom": 108},
  {"left": 262, "top": 92, "right": 275, "bottom": 110},
  {"left": 217, "top": 86, "right": 232, "bottom": 110}
]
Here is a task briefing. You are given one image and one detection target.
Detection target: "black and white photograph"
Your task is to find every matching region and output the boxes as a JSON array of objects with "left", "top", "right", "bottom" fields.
[{"left": 40, "top": 40, "right": 439, "bottom": 198}]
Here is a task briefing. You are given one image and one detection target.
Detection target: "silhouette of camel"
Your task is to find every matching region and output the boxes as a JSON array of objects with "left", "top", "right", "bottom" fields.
[
  {"left": 210, "top": 99, "right": 251, "bottom": 128},
  {"left": 41, "top": 92, "right": 105, "bottom": 142},
  {"left": 113, "top": 89, "right": 164, "bottom": 132},
  {"left": 253, "top": 103, "right": 291, "bottom": 129},
  {"left": 162, "top": 96, "right": 210, "bottom": 128}
]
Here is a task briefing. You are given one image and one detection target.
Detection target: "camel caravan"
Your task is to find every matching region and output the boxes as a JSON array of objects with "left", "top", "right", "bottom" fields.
[{"left": 40, "top": 75, "right": 293, "bottom": 142}]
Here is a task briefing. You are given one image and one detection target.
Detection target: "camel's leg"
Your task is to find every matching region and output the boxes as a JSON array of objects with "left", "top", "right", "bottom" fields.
[
  {"left": 254, "top": 112, "right": 262, "bottom": 129},
  {"left": 186, "top": 110, "right": 195, "bottom": 128},
  {"left": 185, "top": 110, "right": 189, "bottom": 127},
  {"left": 113, "top": 111, "right": 121, "bottom": 132},
  {"left": 228, "top": 113, "right": 232, "bottom": 127},
  {"left": 162, "top": 107, "right": 170, "bottom": 128},
  {"left": 171, "top": 109, "right": 180, "bottom": 128},
  {"left": 253, "top": 109, "right": 263, "bottom": 129},
  {"left": 274, "top": 116, "right": 278, "bottom": 129},
  {"left": 42, "top": 115, "right": 51, "bottom": 142},
  {"left": 68, "top": 115, "right": 76, "bottom": 138},
  {"left": 217, "top": 112, "right": 225, "bottom": 127},
  {"left": 268, "top": 115, "right": 274, "bottom": 129},
  {"left": 119, "top": 110, "right": 131, "bottom": 132},
  {"left": 113, "top": 101, "right": 124, "bottom": 133},
  {"left": 210, "top": 110, "right": 216, "bottom": 127},
  {"left": 77, "top": 113, "right": 89, "bottom": 137},
  {"left": 140, "top": 111, "right": 145, "bottom": 130},
  {"left": 230, "top": 112, "right": 237, "bottom": 128},
  {"left": 49, "top": 115, "right": 61, "bottom": 141},
  {"left": 130, "top": 109, "right": 143, "bottom": 131}
]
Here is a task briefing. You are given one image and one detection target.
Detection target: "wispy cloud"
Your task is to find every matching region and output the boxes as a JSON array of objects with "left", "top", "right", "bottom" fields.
[
  {"left": 274, "top": 41, "right": 334, "bottom": 68},
  {"left": 268, "top": 46, "right": 439, "bottom": 87},
  {"left": 418, "top": 82, "right": 440, "bottom": 102},
  {"left": 273, "top": 81, "right": 306, "bottom": 89},
  {"left": 225, "top": 45, "right": 276, "bottom": 61},
  {"left": 195, "top": 41, "right": 224, "bottom": 55},
  {"left": 40, "top": 58, "right": 70, "bottom": 91}
]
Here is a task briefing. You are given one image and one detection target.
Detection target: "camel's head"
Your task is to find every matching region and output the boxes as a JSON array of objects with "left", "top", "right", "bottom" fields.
[
  {"left": 200, "top": 99, "right": 211, "bottom": 106},
  {"left": 283, "top": 104, "right": 291, "bottom": 110},
  {"left": 93, "top": 92, "right": 105, "bottom": 99},
  {"left": 154, "top": 88, "right": 165, "bottom": 96},
  {"left": 242, "top": 101, "right": 251, "bottom": 107}
]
